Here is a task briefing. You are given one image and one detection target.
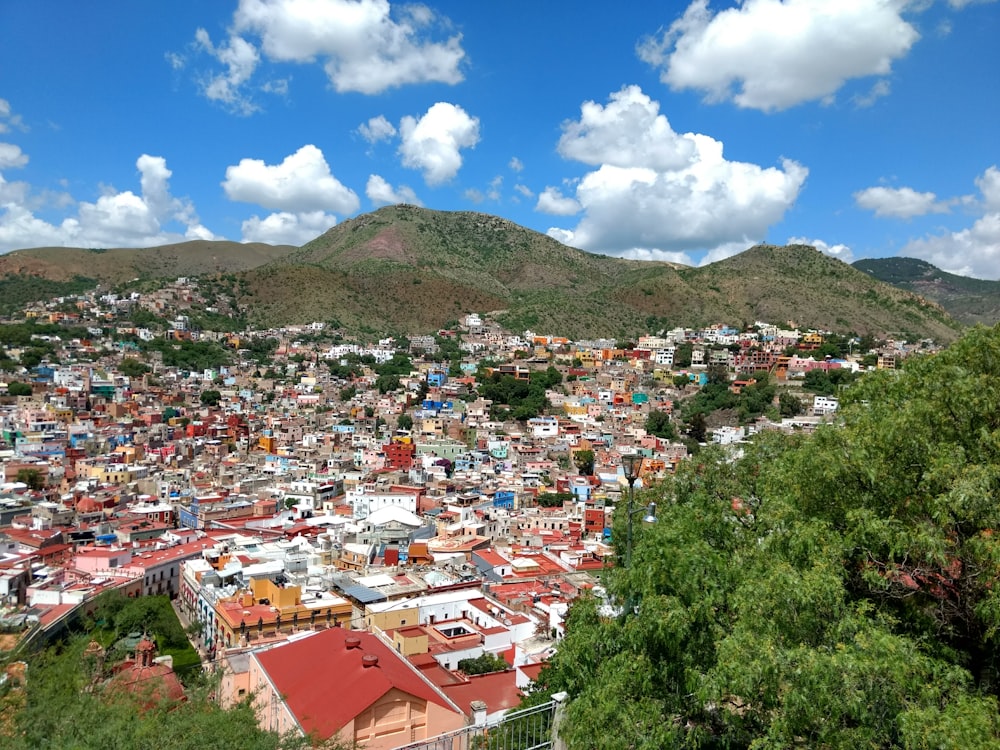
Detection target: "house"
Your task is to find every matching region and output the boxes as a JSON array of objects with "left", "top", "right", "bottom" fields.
[{"left": 247, "top": 627, "right": 466, "bottom": 748}]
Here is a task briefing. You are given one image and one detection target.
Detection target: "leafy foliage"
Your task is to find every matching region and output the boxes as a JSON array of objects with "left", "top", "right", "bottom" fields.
[
  {"left": 644, "top": 409, "right": 676, "bottom": 440},
  {"left": 458, "top": 652, "right": 509, "bottom": 675},
  {"left": 534, "top": 324, "right": 1000, "bottom": 749}
]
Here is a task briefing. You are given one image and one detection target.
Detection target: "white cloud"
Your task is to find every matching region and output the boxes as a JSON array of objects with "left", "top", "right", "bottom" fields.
[
  {"left": 900, "top": 166, "right": 1000, "bottom": 279},
  {"left": 536, "top": 187, "right": 581, "bottom": 216},
  {"left": 463, "top": 188, "right": 484, "bottom": 204},
  {"left": 977, "top": 165, "right": 1000, "bottom": 211},
  {"left": 398, "top": 102, "right": 480, "bottom": 185},
  {"left": 548, "top": 86, "right": 807, "bottom": 257},
  {"left": 948, "top": 0, "right": 998, "bottom": 8},
  {"left": 787, "top": 235, "right": 854, "bottom": 264},
  {"left": 0, "top": 99, "right": 26, "bottom": 134},
  {"left": 610, "top": 246, "right": 697, "bottom": 265},
  {"left": 358, "top": 115, "right": 397, "bottom": 144},
  {"left": 557, "top": 86, "right": 696, "bottom": 170},
  {"left": 854, "top": 185, "right": 950, "bottom": 218},
  {"left": 191, "top": 0, "right": 465, "bottom": 107},
  {"left": 241, "top": 210, "right": 336, "bottom": 245},
  {"left": 514, "top": 184, "right": 534, "bottom": 199},
  {"left": 509, "top": 157, "right": 524, "bottom": 173},
  {"left": 852, "top": 79, "right": 891, "bottom": 108},
  {"left": 0, "top": 143, "right": 29, "bottom": 169},
  {"left": 0, "top": 153, "right": 214, "bottom": 252},
  {"left": 638, "top": 0, "right": 920, "bottom": 111},
  {"left": 222, "top": 144, "right": 360, "bottom": 214},
  {"left": 165, "top": 51, "right": 185, "bottom": 71},
  {"left": 487, "top": 175, "right": 502, "bottom": 201},
  {"left": 194, "top": 28, "right": 261, "bottom": 115},
  {"left": 366, "top": 174, "right": 421, "bottom": 206}
]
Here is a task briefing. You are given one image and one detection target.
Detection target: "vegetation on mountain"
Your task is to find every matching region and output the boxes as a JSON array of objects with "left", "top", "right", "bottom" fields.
[
  {"left": 0, "top": 240, "right": 295, "bottom": 285},
  {"left": 0, "top": 208, "right": 966, "bottom": 342},
  {"left": 532, "top": 324, "right": 1000, "bottom": 749},
  {"left": 0, "top": 274, "right": 97, "bottom": 316},
  {"left": 855, "top": 257, "right": 1000, "bottom": 327}
]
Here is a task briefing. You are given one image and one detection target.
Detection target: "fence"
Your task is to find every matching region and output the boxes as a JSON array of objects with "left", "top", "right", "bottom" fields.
[{"left": 393, "top": 695, "right": 565, "bottom": 750}]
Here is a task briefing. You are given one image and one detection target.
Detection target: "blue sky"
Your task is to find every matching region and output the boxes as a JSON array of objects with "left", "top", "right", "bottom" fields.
[{"left": 1, "top": 0, "right": 998, "bottom": 277}]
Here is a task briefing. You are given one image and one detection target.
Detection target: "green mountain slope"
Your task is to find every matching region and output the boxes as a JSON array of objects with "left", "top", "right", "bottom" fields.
[
  {"left": 0, "top": 240, "right": 296, "bottom": 285},
  {"left": 238, "top": 207, "right": 962, "bottom": 341},
  {"left": 0, "top": 207, "right": 965, "bottom": 342},
  {"left": 853, "top": 256, "right": 1000, "bottom": 326}
]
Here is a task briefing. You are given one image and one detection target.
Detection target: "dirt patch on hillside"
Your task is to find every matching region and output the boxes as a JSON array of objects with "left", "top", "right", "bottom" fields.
[{"left": 339, "top": 227, "right": 415, "bottom": 265}]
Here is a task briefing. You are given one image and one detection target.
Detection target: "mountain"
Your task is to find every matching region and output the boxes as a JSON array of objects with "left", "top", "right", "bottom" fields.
[
  {"left": 235, "top": 205, "right": 961, "bottom": 341},
  {"left": 0, "top": 207, "right": 964, "bottom": 342},
  {"left": 853, "top": 257, "right": 1000, "bottom": 326},
  {"left": 0, "top": 240, "right": 296, "bottom": 284}
]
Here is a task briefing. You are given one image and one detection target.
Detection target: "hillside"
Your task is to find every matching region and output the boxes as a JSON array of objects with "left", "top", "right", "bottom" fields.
[
  {"left": 236, "top": 206, "right": 961, "bottom": 341},
  {"left": 853, "top": 256, "right": 1000, "bottom": 326},
  {"left": 0, "top": 240, "right": 296, "bottom": 285},
  {"left": 0, "top": 207, "right": 965, "bottom": 341}
]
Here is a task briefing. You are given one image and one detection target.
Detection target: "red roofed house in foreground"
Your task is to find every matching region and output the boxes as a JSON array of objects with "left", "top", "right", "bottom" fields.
[{"left": 248, "top": 627, "right": 466, "bottom": 748}]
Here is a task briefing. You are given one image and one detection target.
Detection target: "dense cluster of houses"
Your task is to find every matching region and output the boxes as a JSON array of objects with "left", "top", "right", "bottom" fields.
[{"left": 0, "top": 277, "right": 924, "bottom": 747}]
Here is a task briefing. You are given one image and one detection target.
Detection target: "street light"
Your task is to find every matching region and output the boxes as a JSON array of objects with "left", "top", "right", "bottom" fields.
[{"left": 620, "top": 453, "right": 656, "bottom": 571}]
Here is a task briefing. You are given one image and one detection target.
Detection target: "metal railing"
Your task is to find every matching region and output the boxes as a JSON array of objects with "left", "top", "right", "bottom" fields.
[{"left": 393, "top": 698, "right": 562, "bottom": 750}]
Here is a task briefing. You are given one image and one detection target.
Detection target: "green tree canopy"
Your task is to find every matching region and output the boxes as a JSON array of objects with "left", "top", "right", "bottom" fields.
[
  {"left": 644, "top": 409, "right": 676, "bottom": 440},
  {"left": 6, "top": 380, "right": 32, "bottom": 396},
  {"left": 199, "top": 389, "right": 222, "bottom": 407},
  {"left": 534, "top": 325, "right": 1000, "bottom": 749}
]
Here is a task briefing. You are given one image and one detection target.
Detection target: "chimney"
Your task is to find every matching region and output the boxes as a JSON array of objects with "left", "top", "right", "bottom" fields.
[
  {"left": 345, "top": 636, "right": 362, "bottom": 650},
  {"left": 471, "top": 700, "right": 487, "bottom": 727}
]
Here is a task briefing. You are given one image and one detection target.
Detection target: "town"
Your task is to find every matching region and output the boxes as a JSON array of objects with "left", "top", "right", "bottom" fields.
[{"left": 0, "top": 275, "right": 927, "bottom": 748}]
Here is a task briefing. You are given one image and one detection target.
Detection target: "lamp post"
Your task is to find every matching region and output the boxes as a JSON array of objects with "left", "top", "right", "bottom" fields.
[{"left": 619, "top": 452, "right": 656, "bottom": 618}]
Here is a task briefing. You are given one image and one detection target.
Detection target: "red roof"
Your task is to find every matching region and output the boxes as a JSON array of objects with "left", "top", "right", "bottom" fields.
[
  {"left": 254, "top": 628, "right": 461, "bottom": 740},
  {"left": 441, "top": 670, "right": 522, "bottom": 715}
]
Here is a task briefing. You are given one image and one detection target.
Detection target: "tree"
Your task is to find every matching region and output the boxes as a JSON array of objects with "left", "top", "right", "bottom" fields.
[
  {"left": 375, "top": 373, "right": 400, "bottom": 394},
  {"left": 778, "top": 390, "right": 803, "bottom": 417},
  {"left": 119, "top": 357, "right": 150, "bottom": 378},
  {"left": 16, "top": 467, "right": 44, "bottom": 490},
  {"left": 644, "top": 409, "right": 676, "bottom": 440},
  {"left": 531, "top": 325, "right": 1000, "bottom": 749},
  {"left": 199, "top": 389, "right": 222, "bottom": 407},
  {"left": 673, "top": 342, "right": 693, "bottom": 368},
  {"left": 458, "top": 653, "right": 509, "bottom": 675},
  {"left": 396, "top": 413, "right": 413, "bottom": 431},
  {"left": 572, "top": 449, "right": 595, "bottom": 476},
  {"left": 7, "top": 380, "right": 32, "bottom": 396}
]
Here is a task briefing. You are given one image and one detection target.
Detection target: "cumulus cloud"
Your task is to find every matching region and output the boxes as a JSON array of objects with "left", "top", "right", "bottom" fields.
[
  {"left": 366, "top": 174, "right": 422, "bottom": 206},
  {"left": 509, "top": 157, "right": 524, "bottom": 173},
  {"left": 852, "top": 79, "right": 891, "bottom": 108},
  {"left": 0, "top": 99, "right": 27, "bottom": 134},
  {"left": 398, "top": 102, "right": 480, "bottom": 185},
  {"left": 900, "top": 166, "right": 1000, "bottom": 279},
  {"left": 514, "top": 184, "right": 534, "bottom": 199},
  {"left": 191, "top": 0, "right": 465, "bottom": 108},
  {"left": 638, "top": 0, "right": 920, "bottom": 111},
  {"left": 194, "top": 28, "right": 261, "bottom": 115},
  {"left": 547, "top": 86, "right": 807, "bottom": 257},
  {"left": 241, "top": 210, "right": 336, "bottom": 245},
  {"left": 222, "top": 144, "right": 360, "bottom": 214},
  {"left": 0, "top": 153, "right": 215, "bottom": 252},
  {"left": 0, "top": 143, "right": 29, "bottom": 169},
  {"left": 358, "top": 115, "right": 397, "bottom": 144},
  {"left": 536, "top": 187, "right": 581, "bottom": 216},
  {"left": 854, "top": 185, "right": 951, "bottom": 218},
  {"left": 557, "top": 86, "right": 696, "bottom": 170},
  {"left": 788, "top": 235, "right": 854, "bottom": 264}
]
